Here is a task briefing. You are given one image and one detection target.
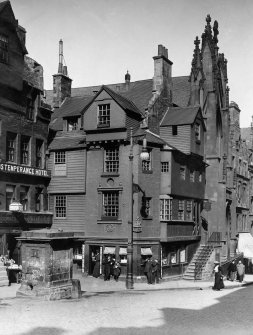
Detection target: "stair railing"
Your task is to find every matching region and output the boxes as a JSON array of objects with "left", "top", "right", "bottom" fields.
[{"left": 194, "top": 246, "right": 214, "bottom": 280}]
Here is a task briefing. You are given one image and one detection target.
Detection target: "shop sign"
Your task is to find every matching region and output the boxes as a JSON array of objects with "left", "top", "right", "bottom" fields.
[
  {"left": 0, "top": 163, "right": 50, "bottom": 178},
  {"left": 133, "top": 216, "right": 142, "bottom": 233}
]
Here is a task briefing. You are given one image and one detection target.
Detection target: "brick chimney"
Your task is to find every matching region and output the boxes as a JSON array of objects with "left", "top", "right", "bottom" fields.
[
  {"left": 53, "top": 39, "right": 72, "bottom": 108},
  {"left": 153, "top": 44, "right": 173, "bottom": 99}
]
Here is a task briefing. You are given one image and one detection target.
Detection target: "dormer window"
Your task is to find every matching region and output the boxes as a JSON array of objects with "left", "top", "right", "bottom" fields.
[
  {"left": 98, "top": 104, "right": 110, "bottom": 127},
  {"left": 0, "top": 34, "right": 8, "bottom": 64},
  {"left": 67, "top": 117, "right": 78, "bottom": 131}
]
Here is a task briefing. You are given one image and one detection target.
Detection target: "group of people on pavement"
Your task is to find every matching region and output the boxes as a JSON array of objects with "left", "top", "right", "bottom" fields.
[
  {"left": 92, "top": 251, "right": 121, "bottom": 282},
  {"left": 143, "top": 256, "right": 160, "bottom": 285},
  {"left": 212, "top": 259, "right": 246, "bottom": 291}
]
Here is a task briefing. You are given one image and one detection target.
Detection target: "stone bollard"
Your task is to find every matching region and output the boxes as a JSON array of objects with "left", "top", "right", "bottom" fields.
[{"left": 71, "top": 279, "right": 82, "bottom": 299}]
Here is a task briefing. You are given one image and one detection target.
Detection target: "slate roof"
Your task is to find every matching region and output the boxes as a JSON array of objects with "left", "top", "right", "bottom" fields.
[
  {"left": 45, "top": 76, "right": 190, "bottom": 111},
  {"left": 48, "top": 134, "right": 86, "bottom": 151},
  {"left": 160, "top": 106, "right": 200, "bottom": 126}
]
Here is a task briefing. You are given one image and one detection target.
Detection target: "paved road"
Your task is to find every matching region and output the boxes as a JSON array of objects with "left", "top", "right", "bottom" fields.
[{"left": 1, "top": 276, "right": 253, "bottom": 335}]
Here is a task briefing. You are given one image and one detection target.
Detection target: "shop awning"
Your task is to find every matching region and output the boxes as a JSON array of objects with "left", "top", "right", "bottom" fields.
[
  {"left": 103, "top": 247, "right": 116, "bottom": 255},
  {"left": 119, "top": 247, "right": 127, "bottom": 255},
  {"left": 237, "top": 233, "right": 253, "bottom": 259},
  {"left": 141, "top": 247, "right": 152, "bottom": 256}
]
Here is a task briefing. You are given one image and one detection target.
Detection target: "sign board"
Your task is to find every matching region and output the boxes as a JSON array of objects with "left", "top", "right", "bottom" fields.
[{"left": 0, "top": 163, "right": 50, "bottom": 178}]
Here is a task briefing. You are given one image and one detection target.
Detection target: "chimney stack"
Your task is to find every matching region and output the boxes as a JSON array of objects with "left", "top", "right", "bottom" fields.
[{"left": 53, "top": 39, "right": 72, "bottom": 108}]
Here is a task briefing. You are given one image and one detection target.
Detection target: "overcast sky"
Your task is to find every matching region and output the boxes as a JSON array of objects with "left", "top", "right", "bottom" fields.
[{"left": 10, "top": 0, "right": 253, "bottom": 128}]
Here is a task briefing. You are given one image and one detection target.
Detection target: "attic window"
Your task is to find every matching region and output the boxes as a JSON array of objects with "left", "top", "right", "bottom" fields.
[
  {"left": 172, "top": 125, "right": 178, "bottom": 136},
  {"left": 0, "top": 34, "right": 8, "bottom": 64},
  {"left": 98, "top": 104, "right": 110, "bottom": 128},
  {"left": 67, "top": 117, "right": 78, "bottom": 131}
]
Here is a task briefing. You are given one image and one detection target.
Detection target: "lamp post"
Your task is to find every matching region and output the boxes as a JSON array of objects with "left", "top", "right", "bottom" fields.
[{"left": 126, "top": 128, "right": 149, "bottom": 290}]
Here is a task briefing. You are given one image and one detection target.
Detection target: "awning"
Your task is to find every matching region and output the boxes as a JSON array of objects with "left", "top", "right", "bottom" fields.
[
  {"left": 141, "top": 247, "right": 152, "bottom": 256},
  {"left": 119, "top": 247, "right": 127, "bottom": 255},
  {"left": 103, "top": 247, "right": 116, "bottom": 254},
  {"left": 237, "top": 233, "right": 253, "bottom": 258}
]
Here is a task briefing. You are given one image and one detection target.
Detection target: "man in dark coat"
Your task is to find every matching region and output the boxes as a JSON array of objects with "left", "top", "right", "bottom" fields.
[
  {"left": 103, "top": 255, "right": 111, "bottom": 281},
  {"left": 227, "top": 260, "right": 237, "bottom": 281},
  {"left": 151, "top": 259, "right": 160, "bottom": 284},
  {"left": 144, "top": 257, "right": 152, "bottom": 284}
]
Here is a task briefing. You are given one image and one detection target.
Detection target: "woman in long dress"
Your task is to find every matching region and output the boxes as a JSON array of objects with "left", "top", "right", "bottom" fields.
[
  {"left": 212, "top": 263, "right": 224, "bottom": 290},
  {"left": 92, "top": 251, "right": 100, "bottom": 278}
]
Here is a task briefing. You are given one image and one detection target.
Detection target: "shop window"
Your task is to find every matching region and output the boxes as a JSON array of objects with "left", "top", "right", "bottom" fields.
[
  {"left": 170, "top": 252, "right": 177, "bottom": 264},
  {"left": 119, "top": 247, "right": 127, "bottom": 264},
  {"left": 97, "top": 104, "right": 110, "bottom": 127},
  {"left": 104, "top": 147, "right": 119, "bottom": 173},
  {"left": 55, "top": 195, "right": 66, "bottom": 218},
  {"left": 178, "top": 200, "right": 184, "bottom": 220},
  {"left": 20, "top": 186, "right": 29, "bottom": 211},
  {"left": 20, "top": 136, "right": 30, "bottom": 165},
  {"left": 102, "top": 191, "right": 119, "bottom": 219},
  {"left": 160, "top": 198, "right": 172, "bottom": 220},
  {"left": 6, "top": 132, "right": 16, "bottom": 162},
  {"left": 36, "top": 139, "right": 44, "bottom": 168},
  {"left": 6, "top": 185, "right": 15, "bottom": 211},
  {"left": 161, "top": 162, "right": 169, "bottom": 172},
  {"left": 0, "top": 34, "right": 8, "bottom": 64}
]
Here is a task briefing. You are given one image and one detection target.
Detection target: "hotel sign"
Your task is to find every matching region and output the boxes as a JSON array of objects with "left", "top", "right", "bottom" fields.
[{"left": 0, "top": 163, "right": 50, "bottom": 178}]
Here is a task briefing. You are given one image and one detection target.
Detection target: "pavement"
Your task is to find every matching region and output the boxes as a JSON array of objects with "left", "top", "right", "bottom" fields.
[{"left": 1, "top": 273, "right": 253, "bottom": 299}]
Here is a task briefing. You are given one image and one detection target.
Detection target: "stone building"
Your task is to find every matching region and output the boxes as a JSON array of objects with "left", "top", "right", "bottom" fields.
[{"left": 0, "top": 0, "right": 52, "bottom": 263}]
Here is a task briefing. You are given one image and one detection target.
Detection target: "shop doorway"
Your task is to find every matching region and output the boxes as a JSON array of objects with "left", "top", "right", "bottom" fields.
[{"left": 89, "top": 245, "right": 101, "bottom": 276}]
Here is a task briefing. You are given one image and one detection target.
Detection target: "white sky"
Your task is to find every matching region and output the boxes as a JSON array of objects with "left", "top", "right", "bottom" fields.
[{"left": 10, "top": 0, "right": 253, "bottom": 128}]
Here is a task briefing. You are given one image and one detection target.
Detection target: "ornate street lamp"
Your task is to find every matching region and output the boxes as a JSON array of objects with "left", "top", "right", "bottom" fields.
[
  {"left": 9, "top": 200, "right": 23, "bottom": 212},
  {"left": 126, "top": 128, "right": 149, "bottom": 289}
]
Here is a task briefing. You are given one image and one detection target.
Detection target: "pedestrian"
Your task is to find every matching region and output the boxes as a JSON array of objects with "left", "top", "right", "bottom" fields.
[
  {"left": 143, "top": 257, "right": 152, "bottom": 284},
  {"left": 113, "top": 260, "right": 121, "bottom": 282},
  {"left": 212, "top": 261, "right": 224, "bottom": 291},
  {"left": 92, "top": 250, "right": 100, "bottom": 278},
  {"left": 151, "top": 259, "right": 159, "bottom": 284},
  {"left": 236, "top": 260, "right": 245, "bottom": 283},
  {"left": 103, "top": 255, "right": 111, "bottom": 281},
  {"left": 227, "top": 260, "right": 237, "bottom": 281}
]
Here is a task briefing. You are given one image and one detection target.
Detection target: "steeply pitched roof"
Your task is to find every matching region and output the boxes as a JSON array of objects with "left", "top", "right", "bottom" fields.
[
  {"left": 160, "top": 106, "right": 200, "bottom": 126},
  {"left": 48, "top": 134, "right": 86, "bottom": 151},
  {"left": 45, "top": 76, "right": 190, "bottom": 111}
]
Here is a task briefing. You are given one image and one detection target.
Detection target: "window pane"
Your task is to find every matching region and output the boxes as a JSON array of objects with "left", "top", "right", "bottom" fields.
[
  {"left": 6, "top": 185, "right": 15, "bottom": 210},
  {"left": 55, "top": 151, "right": 66, "bottom": 164},
  {"left": 55, "top": 195, "right": 66, "bottom": 218},
  {"left": 161, "top": 162, "right": 169, "bottom": 172},
  {"left": 21, "top": 136, "right": 30, "bottom": 165},
  {"left": 20, "top": 186, "right": 29, "bottom": 211},
  {"left": 98, "top": 104, "right": 110, "bottom": 127},
  {"left": 102, "top": 192, "right": 119, "bottom": 217},
  {"left": 6, "top": 132, "right": 16, "bottom": 162},
  {"left": 104, "top": 148, "right": 119, "bottom": 172}
]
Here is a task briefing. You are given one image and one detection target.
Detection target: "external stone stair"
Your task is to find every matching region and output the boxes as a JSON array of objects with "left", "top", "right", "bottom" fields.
[
  {"left": 0, "top": 261, "right": 9, "bottom": 287},
  {"left": 183, "top": 244, "right": 214, "bottom": 281}
]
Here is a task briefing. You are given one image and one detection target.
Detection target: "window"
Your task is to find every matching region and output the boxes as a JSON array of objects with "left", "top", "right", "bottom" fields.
[
  {"left": 199, "top": 172, "right": 202, "bottom": 182},
  {"left": 195, "top": 123, "right": 200, "bottom": 141},
  {"left": 141, "top": 197, "right": 151, "bottom": 218},
  {"left": 161, "top": 162, "right": 169, "bottom": 172},
  {"left": 6, "top": 185, "right": 15, "bottom": 211},
  {"left": 55, "top": 195, "right": 66, "bottom": 218},
  {"left": 54, "top": 151, "right": 66, "bottom": 176},
  {"left": 55, "top": 151, "right": 66, "bottom": 164},
  {"left": 20, "top": 186, "right": 29, "bottom": 211},
  {"left": 180, "top": 166, "right": 186, "bottom": 180},
  {"left": 26, "top": 97, "right": 35, "bottom": 120},
  {"left": 170, "top": 252, "right": 177, "bottom": 264},
  {"left": 0, "top": 34, "right": 8, "bottom": 63},
  {"left": 142, "top": 150, "right": 152, "bottom": 172},
  {"left": 190, "top": 171, "right": 195, "bottom": 182},
  {"left": 102, "top": 192, "right": 119, "bottom": 218},
  {"left": 172, "top": 125, "right": 178, "bottom": 136},
  {"left": 35, "top": 187, "right": 43, "bottom": 212},
  {"left": 180, "top": 249, "right": 186, "bottom": 263},
  {"left": 178, "top": 200, "right": 184, "bottom": 220},
  {"left": 20, "top": 136, "right": 30, "bottom": 165},
  {"left": 67, "top": 117, "right": 78, "bottom": 131},
  {"left": 160, "top": 198, "right": 172, "bottom": 220},
  {"left": 104, "top": 148, "right": 119, "bottom": 173},
  {"left": 186, "top": 200, "right": 192, "bottom": 220},
  {"left": 98, "top": 104, "right": 110, "bottom": 127},
  {"left": 6, "top": 132, "right": 16, "bottom": 162},
  {"left": 36, "top": 139, "right": 43, "bottom": 168}
]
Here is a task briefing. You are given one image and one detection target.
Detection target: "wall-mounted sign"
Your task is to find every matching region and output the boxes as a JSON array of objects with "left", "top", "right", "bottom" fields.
[
  {"left": 133, "top": 216, "right": 142, "bottom": 233},
  {"left": 0, "top": 163, "right": 50, "bottom": 178}
]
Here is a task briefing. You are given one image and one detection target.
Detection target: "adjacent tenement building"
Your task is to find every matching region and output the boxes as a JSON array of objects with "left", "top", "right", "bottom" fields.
[{"left": 0, "top": 1, "right": 52, "bottom": 263}]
